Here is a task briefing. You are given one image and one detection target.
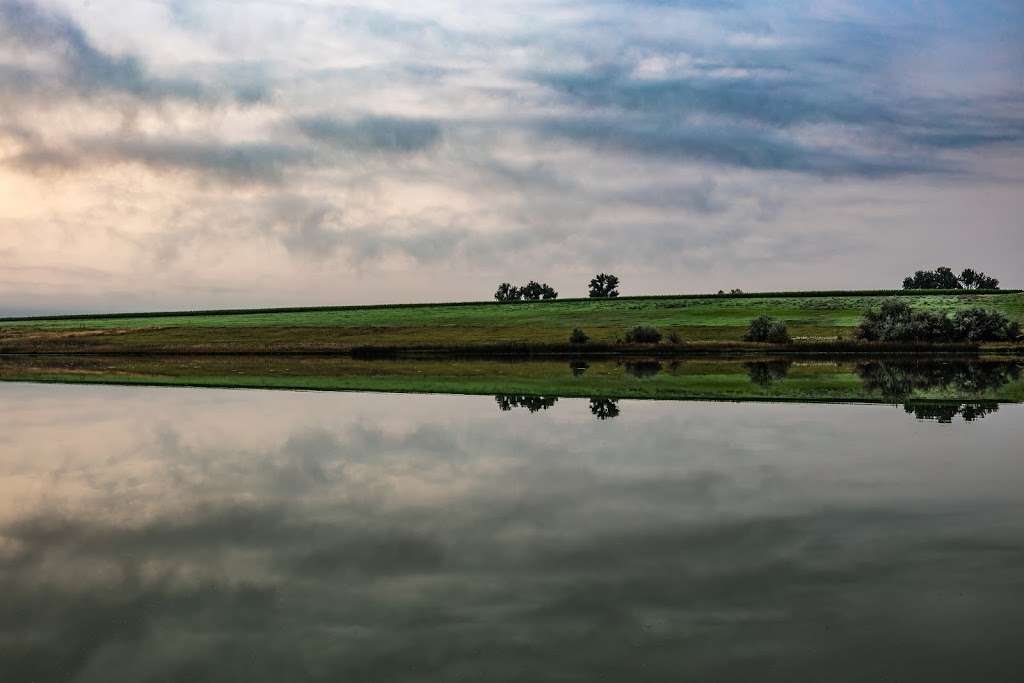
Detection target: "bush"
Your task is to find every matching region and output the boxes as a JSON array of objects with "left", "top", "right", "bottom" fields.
[
  {"left": 952, "top": 308, "right": 1020, "bottom": 342},
  {"left": 744, "top": 315, "right": 790, "bottom": 343},
  {"left": 569, "top": 328, "right": 589, "bottom": 344},
  {"left": 666, "top": 330, "right": 682, "bottom": 344},
  {"left": 856, "top": 300, "right": 1019, "bottom": 343},
  {"left": 624, "top": 325, "right": 662, "bottom": 343}
]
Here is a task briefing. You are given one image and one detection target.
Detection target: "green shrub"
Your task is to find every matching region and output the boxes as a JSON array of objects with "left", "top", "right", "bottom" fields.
[
  {"left": 952, "top": 308, "right": 1020, "bottom": 342},
  {"left": 569, "top": 328, "right": 589, "bottom": 344},
  {"left": 624, "top": 325, "right": 662, "bottom": 343},
  {"left": 856, "top": 300, "right": 1019, "bottom": 342},
  {"left": 744, "top": 315, "right": 790, "bottom": 343}
]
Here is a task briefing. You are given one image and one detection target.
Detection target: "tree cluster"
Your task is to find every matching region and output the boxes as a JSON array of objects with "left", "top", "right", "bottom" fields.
[
  {"left": 494, "top": 281, "right": 558, "bottom": 302},
  {"left": 855, "top": 299, "right": 1020, "bottom": 343},
  {"left": 902, "top": 267, "right": 999, "bottom": 290}
]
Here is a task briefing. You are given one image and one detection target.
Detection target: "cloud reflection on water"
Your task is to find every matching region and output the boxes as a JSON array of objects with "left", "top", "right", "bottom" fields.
[{"left": 0, "top": 384, "right": 1023, "bottom": 681}]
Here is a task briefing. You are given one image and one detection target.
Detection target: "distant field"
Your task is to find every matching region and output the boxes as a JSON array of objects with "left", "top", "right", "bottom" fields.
[{"left": 1, "top": 290, "right": 1021, "bottom": 354}]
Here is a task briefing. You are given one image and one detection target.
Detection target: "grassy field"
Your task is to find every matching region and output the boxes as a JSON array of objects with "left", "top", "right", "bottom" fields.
[
  {"left": 1, "top": 291, "right": 1021, "bottom": 354},
  {"left": 2, "top": 355, "right": 1022, "bottom": 404}
]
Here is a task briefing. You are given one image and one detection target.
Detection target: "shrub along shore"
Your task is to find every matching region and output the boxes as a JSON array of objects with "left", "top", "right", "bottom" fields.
[{"left": 0, "top": 290, "right": 1021, "bottom": 356}]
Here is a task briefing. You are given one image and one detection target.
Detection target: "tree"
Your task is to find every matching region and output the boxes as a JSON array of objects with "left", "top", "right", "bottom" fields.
[
  {"left": 959, "top": 269, "right": 999, "bottom": 290},
  {"left": 588, "top": 273, "right": 620, "bottom": 298},
  {"left": 569, "top": 328, "right": 589, "bottom": 344},
  {"left": 519, "top": 281, "right": 558, "bottom": 301},
  {"left": 520, "top": 281, "right": 544, "bottom": 301},
  {"left": 494, "top": 282, "right": 521, "bottom": 302}
]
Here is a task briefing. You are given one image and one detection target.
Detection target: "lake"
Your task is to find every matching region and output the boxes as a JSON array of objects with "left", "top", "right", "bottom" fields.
[{"left": 1, "top": 380, "right": 1023, "bottom": 681}]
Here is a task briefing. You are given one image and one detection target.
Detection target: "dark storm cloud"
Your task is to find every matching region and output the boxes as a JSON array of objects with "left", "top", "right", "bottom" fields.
[
  {"left": 526, "top": 8, "right": 1024, "bottom": 177},
  {"left": 294, "top": 115, "right": 442, "bottom": 153},
  {"left": 14, "top": 135, "right": 314, "bottom": 184},
  {"left": 536, "top": 117, "right": 939, "bottom": 177},
  {"left": 0, "top": 0, "right": 263, "bottom": 104},
  {"left": 274, "top": 205, "right": 470, "bottom": 262},
  {"left": 537, "top": 68, "right": 901, "bottom": 129},
  {"left": 531, "top": 61, "right": 1024, "bottom": 176}
]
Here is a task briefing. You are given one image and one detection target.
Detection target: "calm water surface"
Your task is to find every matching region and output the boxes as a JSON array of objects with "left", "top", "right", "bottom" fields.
[{"left": 1, "top": 383, "right": 1023, "bottom": 681}]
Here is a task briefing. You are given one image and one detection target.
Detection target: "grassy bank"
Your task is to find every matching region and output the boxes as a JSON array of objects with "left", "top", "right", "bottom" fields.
[
  {"left": 1, "top": 290, "right": 1021, "bottom": 355},
  {"left": 3, "top": 355, "right": 1022, "bottom": 404}
]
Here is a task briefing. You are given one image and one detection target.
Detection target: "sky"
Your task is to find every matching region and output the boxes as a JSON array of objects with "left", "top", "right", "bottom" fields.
[{"left": 0, "top": 0, "right": 1022, "bottom": 314}]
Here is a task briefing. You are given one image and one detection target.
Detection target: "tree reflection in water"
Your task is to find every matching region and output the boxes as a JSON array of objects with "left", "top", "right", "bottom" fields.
[
  {"left": 589, "top": 398, "right": 620, "bottom": 420},
  {"left": 494, "top": 394, "right": 558, "bottom": 413},
  {"left": 858, "top": 360, "right": 1020, "bottom": 423},
  {"left": 903, "top": 401, "right": 1000, "bottom": 423},
  {"left": 622, "top": 361, "right": 662, "bottom": 379},
  {"left": 856, "top": 360, "right": 1020, "bottom": 399}
]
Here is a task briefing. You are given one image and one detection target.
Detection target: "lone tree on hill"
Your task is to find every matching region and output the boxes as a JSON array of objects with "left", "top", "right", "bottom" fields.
[
  {"left": 588, "top": 273, "right": 620, "bottom": 298},
  {"left": 902, "top": 266, "right": 1000, "bottom": 290}
]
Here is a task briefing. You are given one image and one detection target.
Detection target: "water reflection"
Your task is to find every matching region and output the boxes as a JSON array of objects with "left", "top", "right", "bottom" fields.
[
  {"left": 856, "top": 360, "right": 1020, "bottom": 399},
  {"left": 0, "top": 384, "right": 1022, "bottom": 681},
  {"left": 589, "top": 397, "right": 620, "bottom": 420},
  {"left": 569, "top": 360, "right": 590, "bottom": 377},
  {"left": 495, "top": 394, "right": 558, "bottom": 412},
  {"left": 744, "top": 360, "right": 793, "bottom": 387},
  {"left": 623, "top": 360, "right": 663, "bottom": 378},
  {"left": 903, "top": 400, "right": 1001, "bottom": 423}
]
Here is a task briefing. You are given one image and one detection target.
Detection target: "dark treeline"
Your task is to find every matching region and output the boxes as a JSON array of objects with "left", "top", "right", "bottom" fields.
[
  {"left": 903, "top": 266, "right": 1000, "bottom": 290},
  {"left": 494, "top": 393, "right": 620, "bottom": 420},
  {"left": 494, "top": 273, "right": 622, "bottom": 303},
  {"left": 494, "top": 281, "right": 558, "bottom": 302},
  {"left": 494, "top": 394, "right": 559, "bottom": 412}
]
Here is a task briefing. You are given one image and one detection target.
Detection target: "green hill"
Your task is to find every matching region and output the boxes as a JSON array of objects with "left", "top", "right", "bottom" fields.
[{"left": 1, "top": 290, "right": 1021, "bottom": 354}]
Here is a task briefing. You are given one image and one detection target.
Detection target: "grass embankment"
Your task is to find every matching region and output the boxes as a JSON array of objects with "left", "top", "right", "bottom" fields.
[
  {"left": 2, "top": 355, "right": 1022, "bottom": 403},
  {"left": 0, "top": 290, "right": 1021, "bottom": 355}
]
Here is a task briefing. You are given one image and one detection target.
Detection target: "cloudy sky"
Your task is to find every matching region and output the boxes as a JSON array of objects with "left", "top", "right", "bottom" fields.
[{"left": 1, "top": 0, "right": 1022, "bottom": 314}]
